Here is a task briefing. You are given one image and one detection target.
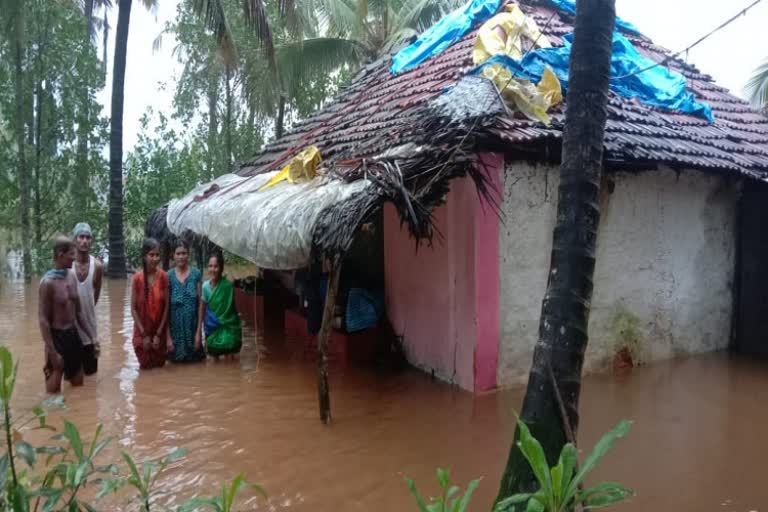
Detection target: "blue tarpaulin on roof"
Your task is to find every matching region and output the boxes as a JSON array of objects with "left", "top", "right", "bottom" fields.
[
  {"left": 471, "top": 31, "right": 714, "bottom": 122},
  {"left": 391, "top": 0, "right": 501, "bottom": 74},
  {"left": 546, "top": 0, "right": 642, "bottom": 34},
  {"left": 390, "top": 0, "right": 647, "bottom": 75}
]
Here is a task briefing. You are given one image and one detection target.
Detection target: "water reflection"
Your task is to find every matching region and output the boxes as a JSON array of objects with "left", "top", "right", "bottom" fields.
[
  {"left": 118, "top": 278, "right": 139, "bottom": 449},
  {"left": 0, "top": 278, "right": 766, "bottom": 511}
]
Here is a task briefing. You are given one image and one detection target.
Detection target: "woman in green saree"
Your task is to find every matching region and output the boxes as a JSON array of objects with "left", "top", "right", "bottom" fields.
[{"left": 196, "top": 253, "right": 242, "bottom": 357}]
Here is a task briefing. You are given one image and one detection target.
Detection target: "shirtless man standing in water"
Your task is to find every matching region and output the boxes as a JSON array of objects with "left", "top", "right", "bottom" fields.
[{"left": 39, "top": 236, "right": 96, "bottom": 393}]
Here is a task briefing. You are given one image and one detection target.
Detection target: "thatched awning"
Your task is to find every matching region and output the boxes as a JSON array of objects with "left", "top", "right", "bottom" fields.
[
  {"left": 166, "top": 172, "right": 371, "bottom": 269},
  {"left": 158, "top": 75, "right": 507, "bottom": 270}
]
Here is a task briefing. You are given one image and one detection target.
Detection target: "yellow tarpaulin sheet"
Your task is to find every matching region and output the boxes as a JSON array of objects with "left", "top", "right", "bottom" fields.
[
  {"left": 479, "top": 64, "right": 562, "bottom": 124},
  {"left": 472, "top": 4, "right": 550, "bottom": 62},
  {"left": 260, "top": 145, "right": 322, "bottom": 191},
  {"left": 472, "top": 3, "right": 562, "bottom": 124}
]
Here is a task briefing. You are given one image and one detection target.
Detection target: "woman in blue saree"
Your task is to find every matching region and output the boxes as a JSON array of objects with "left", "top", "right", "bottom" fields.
[{"left": 167, "top": 241, "right": 205, "bottom": 363}]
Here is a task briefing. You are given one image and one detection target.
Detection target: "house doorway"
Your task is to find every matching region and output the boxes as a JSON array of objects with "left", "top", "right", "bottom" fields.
[{"left": 735, "top": 181, "right": 768, "bottom": 355}]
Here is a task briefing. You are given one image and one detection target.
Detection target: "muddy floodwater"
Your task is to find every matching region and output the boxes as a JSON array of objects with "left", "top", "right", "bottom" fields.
[{"left": 0, "top": 278, "right": 766, "bottom": 511}]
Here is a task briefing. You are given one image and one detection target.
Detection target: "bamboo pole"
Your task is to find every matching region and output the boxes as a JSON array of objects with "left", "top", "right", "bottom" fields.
[{"left": 317, "top": 259, "right": 341, "bottom": 424}]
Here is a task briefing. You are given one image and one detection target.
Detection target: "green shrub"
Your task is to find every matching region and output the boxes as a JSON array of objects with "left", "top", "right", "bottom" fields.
[{"left": 0, "top": 347, "right": 264, "bottom": 511}]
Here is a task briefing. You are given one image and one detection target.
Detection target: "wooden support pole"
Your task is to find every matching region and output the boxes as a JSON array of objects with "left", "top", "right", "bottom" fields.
[{"left": 318, "top": 259, "right": 341, "bottom": 424}]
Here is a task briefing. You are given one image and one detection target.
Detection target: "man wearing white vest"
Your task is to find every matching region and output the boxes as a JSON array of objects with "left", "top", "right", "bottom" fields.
[{"left": 71, "top": 223, "right": 103, "bottom": 375}]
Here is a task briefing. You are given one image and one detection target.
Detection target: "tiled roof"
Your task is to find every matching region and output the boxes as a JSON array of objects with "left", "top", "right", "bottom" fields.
[{"left": 240, "top": 0, "right": 768, "bottom": 181}]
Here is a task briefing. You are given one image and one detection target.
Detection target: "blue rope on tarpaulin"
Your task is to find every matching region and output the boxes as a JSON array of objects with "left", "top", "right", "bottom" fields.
[{"left": 471, "top": 31, "right": 714, "bottom": 122}]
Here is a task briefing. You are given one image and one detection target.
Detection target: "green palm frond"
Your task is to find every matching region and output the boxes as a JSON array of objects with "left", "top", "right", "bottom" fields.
[
  {"left": 414, "top": 1, "right": 455, "bottom": 32},
  {"left": 390, "top": 0, "right": 452, "bottom": 40},
  {"left": 318, "top": 0, "right": 364, "bottom": 38},
  {"left": 139, "top": 0, "right": 159, "bottom": 14},
  {"left": 279, "top": 0, "right": 297, "bottom": 17},
  {"left": 385, "top": 26, "right": 417, "bottom": 49},
  {"left": 191, "top": 0, "right": 239, "bottom": 66},
  {"left": 151, "top": 27, "right": 172, "bottom": 54},
  {"left": 295, "top": 2, "right": 320, "bottom": 39},
  {"left": 279, "top": 0, "right": 299, "bottom": 35},
  {"left": 276, "top": 36, "right": 367, "bottom": 95},
  {"left": 367, "top": 0, "right": 394, "bottom": 17},
  {"left": 240, "top": 57, "right": 281, "bottom": 116},
  {"left": 242, "top": 0, "right": 277, "bottom": 68},
  {"left": 357, "top": 0, "right": 368, "bottom": 20},
  {"left": 746, "top": 58, "right": 768, "bottom": 109}
]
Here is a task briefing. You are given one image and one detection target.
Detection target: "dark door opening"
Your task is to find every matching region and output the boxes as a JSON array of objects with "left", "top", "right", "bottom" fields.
[{"left": 735, "top": 181, "right": 768, "bottom": 355}]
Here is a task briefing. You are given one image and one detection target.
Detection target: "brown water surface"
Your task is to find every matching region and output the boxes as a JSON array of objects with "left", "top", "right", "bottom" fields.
[{"left": 0, "top": 278, "right": 766, "bottom": 511}]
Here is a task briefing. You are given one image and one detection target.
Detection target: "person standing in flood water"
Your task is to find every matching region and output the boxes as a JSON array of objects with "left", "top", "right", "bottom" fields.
[
  {"left": 131, "top": 238, "right": 169, "bottom": 369},
  {"left": 39, "top": 236, "right": 97, "bottom": 393},
  {"left": 167, "top": 241, "right": 205, "bottom": 363},
  {"left": 71, "top": 223, "right": 103, "bottom": 376},
  {"left": 196, "top": 252, "right": 242, "bottom": 359}
]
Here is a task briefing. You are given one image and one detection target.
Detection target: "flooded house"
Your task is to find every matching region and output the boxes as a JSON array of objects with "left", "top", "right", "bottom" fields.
[{"left": 154, "top": 0, "right": 768, "bottom": 393}]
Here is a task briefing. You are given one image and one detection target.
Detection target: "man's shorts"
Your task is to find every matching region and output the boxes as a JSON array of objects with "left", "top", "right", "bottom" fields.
[
  {"left": 83, "top": 343, "right": 98, "bottom": 376},
  {"left": 44, "top": 327, "right": 85, "bottom": 381}
]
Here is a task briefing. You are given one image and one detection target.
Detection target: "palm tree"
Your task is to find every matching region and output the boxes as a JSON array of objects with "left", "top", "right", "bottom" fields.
[
  {"left": 193, "top": 0, "right": 308, "bottom": 140},
  {"left": 746, "top": 60, "right": 768, "bottom": 110},
  {"left": 107, "top": 0, "right": 143, "bottom": 277},
  {"left": 108, "top": 0, "right": 278, "bottom": 277},
  {"left": 273, "top": 0, "right": 460, "bottom": 121},
  {"left": 317, "top": 0, "right": 454, "bottom": 58},
  {"left": 495, "top": 0, "right": 616, "bottom": 503},
  {"left": 200, "top": 0, "right": 459, "bottom": 142}
]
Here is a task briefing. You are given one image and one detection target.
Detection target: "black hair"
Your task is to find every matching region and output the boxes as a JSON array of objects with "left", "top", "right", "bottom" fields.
[
  {"left": 174, "top": 239, "right": 190, "bottom": 251},
  {"left": 142, "top": 238, "right": 160, "bottom": 305},
  {"left": 208, "top": 251, "right": 224, "bottom": 275},
  {"left": 53, "top": 235, "right": 74, "bottom": 260}
]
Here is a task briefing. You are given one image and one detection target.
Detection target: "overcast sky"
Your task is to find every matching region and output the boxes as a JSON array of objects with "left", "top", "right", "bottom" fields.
[{"left": 96, "top": 0, "right": 768, "bottom": 152}]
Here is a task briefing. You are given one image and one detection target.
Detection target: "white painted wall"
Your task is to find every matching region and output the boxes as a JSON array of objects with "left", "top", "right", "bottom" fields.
[{"left": 497, "top": 163, "right": 739, "bottom": 387}]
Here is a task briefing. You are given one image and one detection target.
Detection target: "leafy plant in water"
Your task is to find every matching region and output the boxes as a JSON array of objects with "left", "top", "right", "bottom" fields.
[
  {"left": 406, "top": 419, "right": 632, "bottom": 512},
  {"left": 98, "top": 448, "right": 265, "bottom": 512},
  {"left": 178, "top": 473, "right": 265, "bottom": 512},
  {"left": 34, "top": 421, "right": 119, "bottom": 512},
  {"left": 0, "top": 346, "right": 263, "bottom": 512},
  {"left": 494, "top": 419, "right": 633, "bottom": 512},
  {"left": 405, "top": 468, "right": 480, "bottom": 512},
  {"left": 97, "top": 447, "right": 188, "bottom": 511},
  {"left": 0, "top": 345, "right": 117, "bottom": 512}
]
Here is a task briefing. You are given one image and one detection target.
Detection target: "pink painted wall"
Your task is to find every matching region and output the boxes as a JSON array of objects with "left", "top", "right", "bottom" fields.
[
  {"left": 474, "top": 153, "right": 503, "bottom": 392},
  {"left": 384, "top": 154, "right": 503, "bottom": 392}
]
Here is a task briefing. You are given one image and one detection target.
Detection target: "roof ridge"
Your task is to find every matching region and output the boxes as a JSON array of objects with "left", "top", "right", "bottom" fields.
[{"left": 238, "top": 0, "right": 768, "bottom": 181}]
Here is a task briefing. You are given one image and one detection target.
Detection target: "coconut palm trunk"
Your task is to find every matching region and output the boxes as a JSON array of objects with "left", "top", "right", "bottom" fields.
[
  {"left": 495, "top": 0, "right": 616, "bottom": 501},
  {"left": 102, "top": 10, "right": 109, "bottom": 74},
  {"left": 275, "top": 95, "right": 286, "bottom": 140},
  {"left": 206, "top": 77, "right": 218, "bottom": 180},
  {"left": 75, "top": 0, "right": 95, "bottom": 216},
  {"left": 224, "top": 65, "right": 233, "bottom": 169},
  {"left": 107, "top": 0, "right": 132, "bottom": 278}
]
